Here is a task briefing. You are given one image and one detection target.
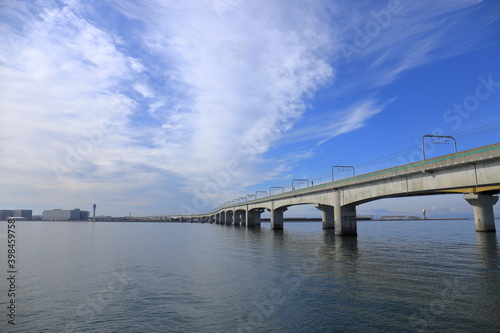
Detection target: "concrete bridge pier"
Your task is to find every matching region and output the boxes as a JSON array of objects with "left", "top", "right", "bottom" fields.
[
  {"left": 315, "top": 204, "right": 334, "bottom": 229},
  {"left": 334, "top": 205, "right": 357, "bottom": 235},
  {"left": 234, "top": 210, "right": 245, "bottom": 226},
  {"left": 271, "top": 207, "right": 287, "bottom": 230},
  {"left": 464, "top": 193, "right": 498, "bottom": 232},
  {"left": 239, "top": 210, "right": 246, "bottom": 226},
  {"left": 246, "top": 209, "right": 263, "bottom": 227},
  {"left": 215, "top": 213, "right": 220, "bottom": 224},
  {"left": 334, "top": 190, "right": 357, "bottom": 236},
  {"left": 226, "top": 211, "right": 233, "bottom": 225},
  {"left": 220, "top": 212, "right": 226, "bottom": 225}
]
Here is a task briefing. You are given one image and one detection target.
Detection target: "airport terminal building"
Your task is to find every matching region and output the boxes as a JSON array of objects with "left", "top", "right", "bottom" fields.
[
  {"left": 42, "top": 209, "right": 89, "bottom": 220},
  {"left": 0, "top": 209, "right": 33, "bottom": 220}
]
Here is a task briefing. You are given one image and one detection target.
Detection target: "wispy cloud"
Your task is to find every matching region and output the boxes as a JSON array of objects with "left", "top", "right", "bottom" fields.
[
  {"left": 281, "top": 98, "right": 386, "bottom": 146},
  {"left": 331, "top": 0, "right": 493, "bottom": 89},
  {"left": 0, "top": 1, "right": 148, "bottom": 212},
  {"left": 104, "top": 0, "right": 337, "bottom": 188}
]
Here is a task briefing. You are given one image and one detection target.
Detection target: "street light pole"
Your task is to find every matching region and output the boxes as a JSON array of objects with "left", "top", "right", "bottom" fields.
[
  {"left": 270, "top": 187, "right": 284, "bottom": 195},
  {"left": 332, "top": 165, "right": 355, "bottom": 181},
  {"left": 421, "top": 135, "right": 457, "bottom": 160},
  {"left": 292, "top": 179, "right": 310, "bottom": 190},
  {"left": 256, "top": 191, "right": 267, "bottom": 198}
]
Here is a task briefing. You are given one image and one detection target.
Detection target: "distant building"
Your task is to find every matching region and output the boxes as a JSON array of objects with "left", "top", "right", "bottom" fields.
[
  {"left": 380, "top": 215, "right": 407, "bottom": 220},
  {"left": 0, "top": 209, "right": 33, "bottom": 220},
  {"left": 80, "top": 210, "right": 90, "bottom": 220},
  {"left": 42, "top": 209, "right": 89, "bottom": 221},
  {"left": 0, "top": 210, "right": 13, "bottom": 220},
  {"left": 13, "top": 210, "right": 33, "bottom": 220}
]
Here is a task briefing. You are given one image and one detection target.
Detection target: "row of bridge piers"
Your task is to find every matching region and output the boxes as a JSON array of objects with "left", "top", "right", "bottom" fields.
[{"left": 190, "top": 193, "right": 497, "bottom": 235}]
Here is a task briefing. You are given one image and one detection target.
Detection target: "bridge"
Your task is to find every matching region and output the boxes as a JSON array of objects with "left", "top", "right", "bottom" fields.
[{"left": 181, "top": 142, "right": 500, "bottom": 235}]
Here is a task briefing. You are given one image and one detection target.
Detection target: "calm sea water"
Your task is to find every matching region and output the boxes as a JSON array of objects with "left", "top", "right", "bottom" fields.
[{"left": 1, "top": 219, "right": 499, "bottom": 332}]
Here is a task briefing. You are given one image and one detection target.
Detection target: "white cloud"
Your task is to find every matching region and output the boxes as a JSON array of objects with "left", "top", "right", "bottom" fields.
[
  {"left": 0, "top": 1, "right": 144, "bottom": 213},
  {"left": 106, "top": 0, "right": 336, "bottom": 188},
  {"left": 281, "top": 98, "right": 386, "bottom": 146},
  {"left": 332, "top": 0, "right": 493, "bottom": 89},
  {"left": 133, "top": 83, "right": 154, "bottom": 98}
]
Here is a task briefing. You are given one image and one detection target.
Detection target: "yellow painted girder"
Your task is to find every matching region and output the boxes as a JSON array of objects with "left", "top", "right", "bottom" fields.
[{"left": 439, "top": 185, "right": 500, "bottom": 194}]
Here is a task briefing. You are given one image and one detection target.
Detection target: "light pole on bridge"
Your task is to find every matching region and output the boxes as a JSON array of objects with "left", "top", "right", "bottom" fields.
[
  {"left": 256, "top": 191, "right": 267, "bottom": 199},
  {"left": 270, "top": 186, "right": 284, "bottom": 196},
  {"left": 421, "top": 135, "right": 457, "bottom": 160},
  {"left": 332, "top": 165, "right": 355, "bottom": 181},
  {"left": 292, "top": 179, "right": 310, "bottom": 190}
]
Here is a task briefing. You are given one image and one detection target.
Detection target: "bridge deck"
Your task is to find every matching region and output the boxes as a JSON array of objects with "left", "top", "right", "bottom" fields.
[{"left": 230, "top": 142, "right": 500, "bottom": 208}]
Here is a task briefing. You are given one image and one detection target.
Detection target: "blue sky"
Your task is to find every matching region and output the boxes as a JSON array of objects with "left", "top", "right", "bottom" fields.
[{"left": 1, "top": 0, "right": 499, "bottom": 218}]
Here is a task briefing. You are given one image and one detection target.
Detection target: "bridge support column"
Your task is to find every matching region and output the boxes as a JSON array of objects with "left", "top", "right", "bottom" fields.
[
  {"left": 271, "top": 207, "right": 287, "bottom": 230},
  {"left": 220, "top": 212, "right": 226, "bottom": 225},
  {"left": 334, "top": 190, "right": 357, "bottom": 236},
  {"left": 240, "top": 211, "right": 246, "bottom": 226},
  {"left": 226, "top": 211, "right": 233, "bottom": 225},
  {"left": 315, "top": 204, "right": 334, "bottom": 229},
  {"left": 464, "top": 193, "right": 498, "bottom": 232},
  {"left": 234, "top": 211, "right": 243, "bottom": 226},
  {"left": 215, "top": 213, "right": 220, "bottom": 224},
  {"left": 247, "top": 209, "right": 263, "bottom": 227}
]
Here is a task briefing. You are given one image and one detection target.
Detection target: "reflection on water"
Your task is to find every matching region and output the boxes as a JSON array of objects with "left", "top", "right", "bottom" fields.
[
  {"left": 0, "top": 220, "right": 498, "bottom": 332},
  {"left": 476, "top": 231, "right": 499, "bottom": 260}
]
